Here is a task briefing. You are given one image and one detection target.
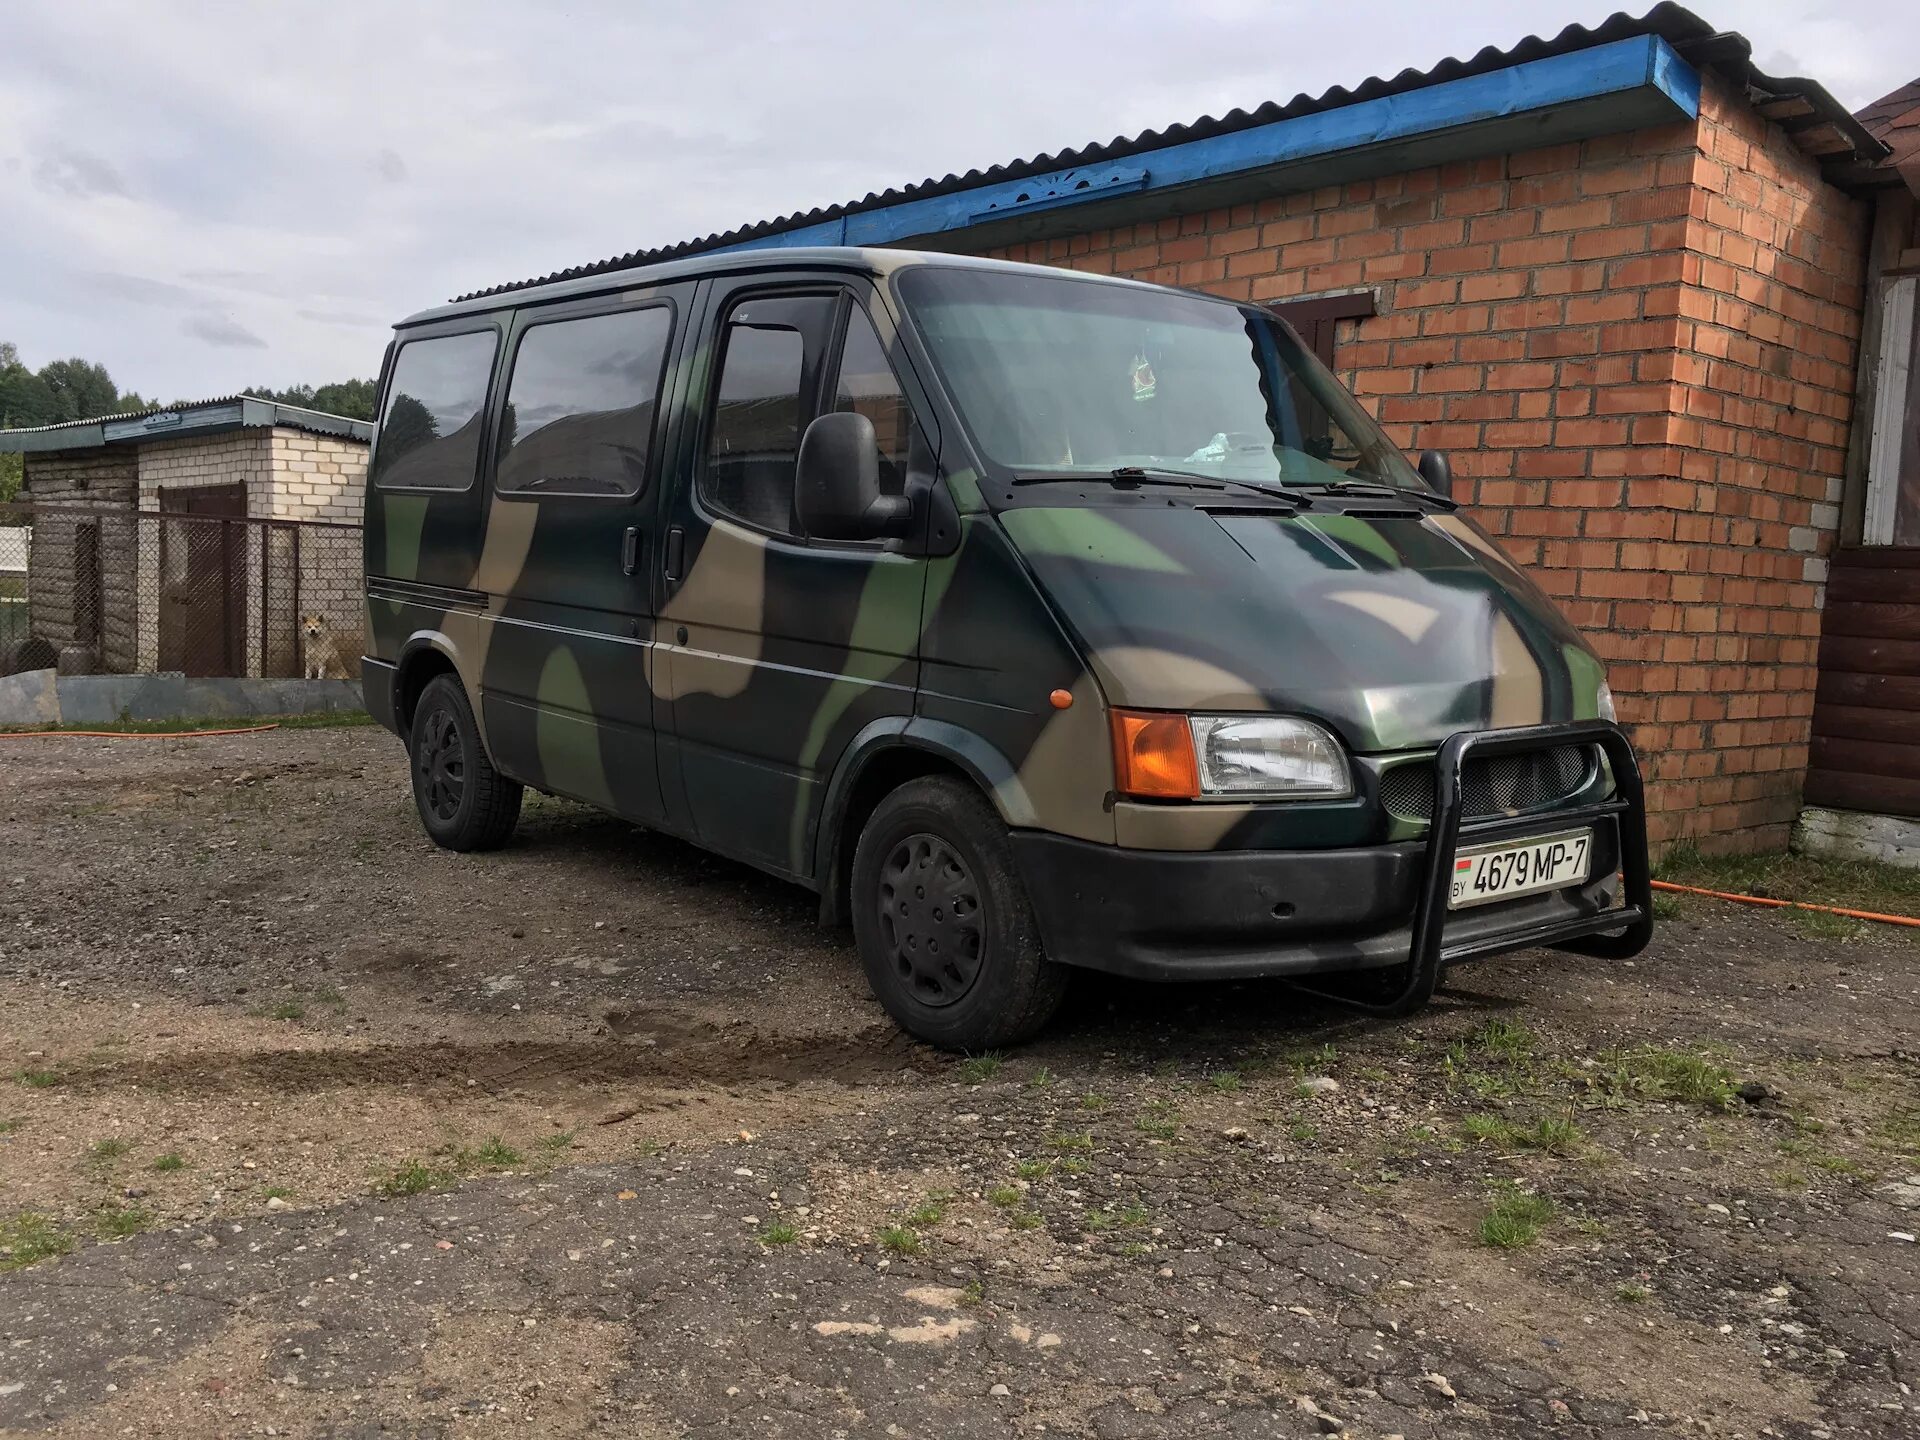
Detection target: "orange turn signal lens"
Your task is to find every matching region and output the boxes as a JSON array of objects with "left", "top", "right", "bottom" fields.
[{"left": 1109, "top": 709, "right": 1200, "bottom": 799}]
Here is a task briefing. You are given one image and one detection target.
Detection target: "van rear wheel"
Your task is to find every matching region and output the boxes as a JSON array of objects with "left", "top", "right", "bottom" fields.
[
  {"left": 850, "top": 777, "right": 1068, "bottom": 1051},
  {"left": 409, "top": 673, "right": 521, "bottom": 852}
]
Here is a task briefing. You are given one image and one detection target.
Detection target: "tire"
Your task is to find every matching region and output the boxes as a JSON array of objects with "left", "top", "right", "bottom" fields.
[
  {"left": 850, "top": 776, "right": 1069, "bottom": 1050},
  {"left": 409, "top": 673, "right": 522, "bottom": 852}
]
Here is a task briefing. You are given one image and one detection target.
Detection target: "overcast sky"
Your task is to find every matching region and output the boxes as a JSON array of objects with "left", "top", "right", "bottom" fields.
[{"left": 3, "top": 1, "right": 1915, "bottom": 404}]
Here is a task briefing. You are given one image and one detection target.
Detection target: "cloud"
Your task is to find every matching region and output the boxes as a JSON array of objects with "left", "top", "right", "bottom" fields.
[
  {"left": 0, "top": 0, "right": 1910, "bottom": 401},
  {"left": 183, "top": 314, "right": 268, "bottom": 349},
  {"left": 85, "top": 272, "right": 201, "bottom": 307},
  {"left": 32, "top": 146, "right": 128, "bottom": 199}
]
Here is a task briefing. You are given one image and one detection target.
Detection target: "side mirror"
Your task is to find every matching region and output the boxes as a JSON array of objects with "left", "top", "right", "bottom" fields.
[
  {"left": 796, "top": 411, "right": 913, "bottom": 541},
  {"left": 1417, "top": 448, "right": 1453, "bottom": 501}
]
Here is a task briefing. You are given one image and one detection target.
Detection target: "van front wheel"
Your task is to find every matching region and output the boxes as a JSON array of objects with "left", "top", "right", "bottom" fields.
[
  {"left": 409, "top": 673, "right": 522, "bottom": 852},
  {"left": 850, "top": 777, "right": 1068, "bottom": 1050}
]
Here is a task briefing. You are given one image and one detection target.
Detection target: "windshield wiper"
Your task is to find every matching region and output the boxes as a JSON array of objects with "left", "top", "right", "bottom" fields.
[
  {"left": 1282, "top": 478, "right": 1457, "bottom": 510},
  {"left": 1011, "top": 467, "right": 1223, "bottom": 489},
  {"left": 1009, "top": 467, "right": 1303, "bottom": 510}
]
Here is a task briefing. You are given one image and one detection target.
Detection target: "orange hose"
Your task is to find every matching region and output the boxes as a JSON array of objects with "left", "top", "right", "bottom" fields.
[
  {"left": 1651, "top": 878, "right": 1920, "bottom": 928},
  {"left": 0, "top": 723, "right": 281, "bottom": 740}
]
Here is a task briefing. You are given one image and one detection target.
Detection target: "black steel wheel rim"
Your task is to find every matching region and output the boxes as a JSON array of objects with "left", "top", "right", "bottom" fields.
[
  {"left": 876, "top": 832, "right": 984, "bottom": 1008},
  {"left": 416, "top": 707, "right": 465, "bottom": 824}
]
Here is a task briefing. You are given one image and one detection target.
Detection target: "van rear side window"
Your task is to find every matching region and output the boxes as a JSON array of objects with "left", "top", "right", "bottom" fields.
[
  {"left": 496, "top": 306, "right": 673, "bottom": 497},
  {"left": 373, "top": 330, "right": 498, "bottom": 491}
]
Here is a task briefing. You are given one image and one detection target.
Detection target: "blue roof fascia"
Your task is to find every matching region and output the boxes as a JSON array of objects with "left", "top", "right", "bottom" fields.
[{"left": 710, "top": 34, "right": 1699, "bottom": 256}]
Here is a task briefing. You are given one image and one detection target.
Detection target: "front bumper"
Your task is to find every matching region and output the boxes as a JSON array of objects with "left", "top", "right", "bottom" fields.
[{"left": 1010, "top": 720, "right": 1652, "bottom": 983}]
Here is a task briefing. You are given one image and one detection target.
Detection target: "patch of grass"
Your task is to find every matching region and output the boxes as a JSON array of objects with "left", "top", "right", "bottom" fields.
[
  {"left": 1080, "top": 1092, "right": 1111, "bottom": 1112},
  {"left": 473, "top": 1138, "right": 522, "bottom": 1169},
  {"left": 0, "top": 1118, "right": 20, "bottom": 1135},
  {"left": 1595, "top": 1046, "right": 1738, "bottom": 1111},
  {"left": 1462, "top": 1112, "right": 1584, "bottom": 1156},
  {"left": 1478, "top": 1188, "right": 1555, "bottom": 1250},
  {"left": 94, "top": 1204, "right": 150, "bottom": 1239},
  {"left": 1616, "top": 1283, "right": 1651, "bottom": 1303},
  {"left": 1207, "top": 1069, "right": 1242, "bottom": 1093},
  {"left": 956, "top": 1052, "right": 1004, "bottom": 1084},
  {"left": 538, "top": 1129, "right": 579, "bottom": 1154},
  {"left": 1471, "top": 1018, "right": 1535, "bottom": 1064},
  {"left": 1116, "top": 1202, "right": 1151, "bottom": 1228},
  {"left": 1054, "top": 1159, "right": 1089, "bottom": 1177},
  {"left": 1285, "top": 1042, "right": 1340, "bottom": 1070},
  {"left": 1651, "top": 893, "right": 1685, "bottom": 921},
  {"left": 1009, "top": 1210, "right": 1043, "bottom": 1231},
  {"left": 266, "top": 1000, "right": 306, "bottom": 1021},
  {"left": 1048, "top": 1130, "right": 1093, "bottom": 1153},
  {"left": 1655, "top": 843, "right": 1920, "bottom": 923},
  {"left": 1808, "top": 1152, "right": 1875, "bottom": 1183},
  {"left": 14, "top": 1069, "right": 60, "bottom": 1089},
  {"left": 757, "top": 1220, "right": 798, "bottom": 1247},
  {"left": 1792, "top": 909, "right": 1865, "bottom": 941},
  {"left": 1119, "top": 1241, "right": 1152, "bottom": 1258},
  {"left": 877, "top": 1225, "right": 922, "bottom": 1256},
  {"left": 961, "top": 1279, "right": 985, "bottom": 1305},
  {"left": 263, "top": 1186, "right": 291, "bottom": 1201},
  {"left": 86, "top": 1137, "right": 131, "bottom": 1163},
  {"left": 375, "top": 1160, "right": 452, "bottom": 1197},
  {"left": 151, "top": 1152, "right": 186, "bottom": 1173},
  {"left": 1135, "top": 1116, "right": 1179, "bottom": 1141},
  {"left": 987, "top": 1185, "right": 1023, "bottom": 1209},
  {"left": 903, "top": 1196, "right": 948, "bottom": 1228},
  {"left": 0, "top": 1213, "right": 72, "bottom": 1271},
  {"left": 1877, "top": 1105, "right": 1920, "bottom": 1154},
  {"left": 1014, "top": 1159, "right": 1052, "bottom": 1181},
  {"left": 1288, "top": 1122, "right": 1319, "bottom": 1144},
  {"left": 1026, "top": 1066, "right": 1056, "bottom": 1091}
]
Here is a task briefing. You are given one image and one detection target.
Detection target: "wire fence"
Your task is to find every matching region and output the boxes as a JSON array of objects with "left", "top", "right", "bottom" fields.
[{"left": 0, "top": 503, "right": 363, "bottom": 682}]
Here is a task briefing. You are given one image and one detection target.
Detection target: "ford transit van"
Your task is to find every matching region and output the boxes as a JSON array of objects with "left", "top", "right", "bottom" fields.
[{"left": 361, "top": 248, "right": 1651, "bottom": 1049}]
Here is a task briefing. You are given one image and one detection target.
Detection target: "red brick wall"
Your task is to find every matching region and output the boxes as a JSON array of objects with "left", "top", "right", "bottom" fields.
[{"left": 972, "top": 73, "right": 1868, "bottom": 852}]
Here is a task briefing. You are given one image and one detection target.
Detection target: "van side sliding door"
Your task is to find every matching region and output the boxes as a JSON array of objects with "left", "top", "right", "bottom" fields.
[{"left": 474, "top": 281, "right": 698, "bottom": 826}]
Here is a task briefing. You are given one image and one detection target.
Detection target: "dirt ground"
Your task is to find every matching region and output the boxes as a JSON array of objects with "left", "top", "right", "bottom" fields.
[{"left": 1, "top": 725, "right": 1916, "bottom": 1439}]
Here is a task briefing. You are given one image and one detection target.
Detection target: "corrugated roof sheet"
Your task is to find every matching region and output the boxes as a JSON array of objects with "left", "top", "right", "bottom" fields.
[
  {"left": 452, "top": 3, "right": 1886, "bottom": 305},
  {"left": 0, "top": 395, "right": 372, "bottom": 451}
]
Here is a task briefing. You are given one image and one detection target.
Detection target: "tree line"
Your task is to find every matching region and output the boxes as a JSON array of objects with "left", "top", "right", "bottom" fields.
[{"left": 0, "top": 341, "right": 376, "bottom": 502}]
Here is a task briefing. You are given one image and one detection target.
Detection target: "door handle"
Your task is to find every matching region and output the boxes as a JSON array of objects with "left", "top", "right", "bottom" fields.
[
  {"left": 663, "top": 525, "right": 685, "bottom": 582},
  {"left": 621, "top": 526, "right": 640, "bottom": 576}
]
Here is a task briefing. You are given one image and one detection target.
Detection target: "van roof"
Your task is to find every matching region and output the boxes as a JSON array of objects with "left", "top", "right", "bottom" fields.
[{"left": 397, "top": 247, "right": 1166, "bottom": 329}]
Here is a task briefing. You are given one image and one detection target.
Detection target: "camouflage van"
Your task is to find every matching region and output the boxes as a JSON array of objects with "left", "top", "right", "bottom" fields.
[{"left": 361, "top": 248, "right": 1652, "bottom": 1050}]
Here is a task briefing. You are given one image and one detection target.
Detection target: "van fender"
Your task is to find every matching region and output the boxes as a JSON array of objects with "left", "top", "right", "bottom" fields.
[
  {"left": 812, "top": 716, "right": 1039, "bottom": 925},
  {"left": 393, "top": 631, "right": 495, "bottom": 750}
]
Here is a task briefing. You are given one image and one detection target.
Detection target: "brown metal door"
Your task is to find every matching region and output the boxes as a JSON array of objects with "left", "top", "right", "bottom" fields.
[{"left": 158, "top": 484, "right": 247, "bottom": 676}]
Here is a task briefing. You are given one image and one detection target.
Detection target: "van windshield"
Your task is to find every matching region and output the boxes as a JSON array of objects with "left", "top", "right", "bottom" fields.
[{"left": 897, "top": 266, "right": 1423, "bottom": 492}]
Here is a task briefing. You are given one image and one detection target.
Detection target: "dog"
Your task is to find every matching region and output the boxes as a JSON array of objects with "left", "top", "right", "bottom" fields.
[{"left": 300, "top": 613, "right": 358, "bottom": 680}]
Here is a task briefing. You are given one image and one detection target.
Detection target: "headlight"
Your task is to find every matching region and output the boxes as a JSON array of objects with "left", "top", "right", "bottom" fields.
[
  {"left": 1189, "top": 715, "right": 1351, "bottom": 798},
  {"left": 1596, "top": 682, "right": 1617, "bottom": 723}
]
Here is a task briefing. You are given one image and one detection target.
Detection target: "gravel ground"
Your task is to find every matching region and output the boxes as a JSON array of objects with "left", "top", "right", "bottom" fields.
[{"left": 1, "top": 725, "right": 1916, "bottom": 1439}]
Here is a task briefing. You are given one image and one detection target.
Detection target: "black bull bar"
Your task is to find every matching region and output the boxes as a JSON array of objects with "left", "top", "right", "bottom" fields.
[{"left": 1300, "top": 718, "right": 1655, "bottom": 1015}]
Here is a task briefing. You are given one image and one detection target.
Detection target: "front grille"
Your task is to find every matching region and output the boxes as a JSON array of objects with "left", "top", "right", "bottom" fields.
[{"left": 1377, "top": 744, "right": 1592, "bottom": 823}]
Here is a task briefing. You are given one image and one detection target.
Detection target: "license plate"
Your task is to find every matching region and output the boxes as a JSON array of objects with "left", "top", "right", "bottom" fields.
[{"left": 1449, "top": 829, "right": 1592, "bottom": 909}]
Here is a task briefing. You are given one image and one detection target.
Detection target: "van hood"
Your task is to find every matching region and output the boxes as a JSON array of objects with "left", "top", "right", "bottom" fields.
[{"left": 999, "top": 504, "right": 1607, "bottom": 754}]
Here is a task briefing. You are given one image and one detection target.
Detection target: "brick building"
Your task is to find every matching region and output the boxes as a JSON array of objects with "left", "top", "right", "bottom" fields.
[
  {"left": 0, "top": 397, "right": 369, "bottom": 679},
  {"left": 462, "top": 4, "right": 1895, "bottom": 853}
]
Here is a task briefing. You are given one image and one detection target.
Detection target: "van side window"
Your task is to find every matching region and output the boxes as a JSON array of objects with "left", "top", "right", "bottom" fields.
[
  {"left": 496, "top": 307, "right": 673, "bottom": 497},
  {"left": 703, "top": 294, "right": 836, "bottom": 534},
  {"left": 833, "top": 309, "right": 918, "bottom": 498},
  {"left": 373, "top": 330, "right": 498, "bottom": 491}
]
